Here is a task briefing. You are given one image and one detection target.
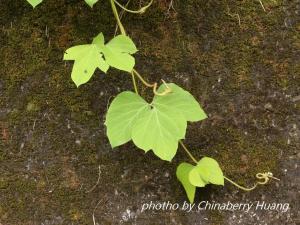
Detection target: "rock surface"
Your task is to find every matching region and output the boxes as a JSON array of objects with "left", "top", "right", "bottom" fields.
[{"left": 0, "top": 0, "right": 299, "bottom": 224}]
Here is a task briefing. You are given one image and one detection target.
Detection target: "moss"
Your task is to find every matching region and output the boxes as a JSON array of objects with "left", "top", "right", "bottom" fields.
[
  {"left": 209, "top": 210, "right": 225, "bottom": 225},
  {"left": 26, "top": 101, "right": 41, "bottom": 112},
  {"left": 0, "top": 178, "right": 9, "bottom": 189},
  {"left": 0, "top": 0, "right": 298, "bottom": 224}
]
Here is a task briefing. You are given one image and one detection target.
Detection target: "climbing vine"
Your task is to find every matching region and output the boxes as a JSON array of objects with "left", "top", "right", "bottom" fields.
[{"left": 26, "top": 0, "right": 279, "bottom": 203}]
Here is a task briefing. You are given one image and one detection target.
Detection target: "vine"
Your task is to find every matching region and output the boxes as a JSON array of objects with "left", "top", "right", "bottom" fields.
[{"left": 26, "top": 0, "right": 280, "bottom": 203}]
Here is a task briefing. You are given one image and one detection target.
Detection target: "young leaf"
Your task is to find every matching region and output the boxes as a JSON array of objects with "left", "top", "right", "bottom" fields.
[
  {"left": 27, "top": 0, "right": 43, "bottom": 8},
  {"left": 189, "top": 167, "right": 207, "bottom": 187},
  {"left": 191, "top": 157, "right": 224, "bottom": 185},
  {"left": 178, "top": 159, "right": 224, "bottom": 203},
  {"left": 155, "top": 83, "right": 207, "bottom": 122},
  {"left": 105, "top": 92, "right": 149, "bottom": 148},
  {"left": 176, "top": 163, "right": 196, "bottom": 203},
  {"left": 64, "top": 44, "right": 109, "bottom": 87},
  {"left": 84, "top": 0, "right": 99, "bottom": 8}
]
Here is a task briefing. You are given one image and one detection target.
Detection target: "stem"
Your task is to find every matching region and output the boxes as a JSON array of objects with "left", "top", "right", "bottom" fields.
[
  {"left": 133, "top": 69, "right": 172, "bottom": 96},
  {"left": 110, "top": 0, "right": 126, "bottom": 35},
  {"left": 223, "top": 176, "right": 257, "bottom": 191},
  {"left": 114, "top": 0, "right": 153, "bottom": 14},
  {"left": 110, "top": 0, "right": 171, "bottom": 96},
  {"left": 110, "top": 0, "right": 139, "bottom": 95},
  {"left": 179, "top": 140, "right": 198, "bottom": 164},
  {"left": 114, "top": 0, "right": 131, "bottom": 36},
  {"left": 224, "top": 172, "right": 279, "bottom": 191},
  {"left": 178, "top": 141, "right": 278, "bottom": 192},
  {"left": 131, "top": 71, "right": 138, "bottom": 94},
  {"left": 110, "top": 0, "right": 278, "bottom": 195},
  {"left": 132, "top": 69, "right": 154, "bottom": 87}
]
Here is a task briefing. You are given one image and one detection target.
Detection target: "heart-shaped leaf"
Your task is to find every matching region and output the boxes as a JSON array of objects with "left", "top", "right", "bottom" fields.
[
  {"left": 177, "top": 158, "right": 224, "bottom": 202},
  {"left": 176, "top": 163, "right": 196, "bottom": 203},
  {"left": 190, "top": 157, "right": 224, "bottom": 185},
  {"left": 189, "top": 167, "right": 207, "bottom": 187}
]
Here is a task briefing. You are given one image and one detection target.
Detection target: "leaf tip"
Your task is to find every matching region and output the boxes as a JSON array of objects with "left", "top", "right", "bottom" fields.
[{"left": 75, "top": 83, "right": 81, "bottom": 88}]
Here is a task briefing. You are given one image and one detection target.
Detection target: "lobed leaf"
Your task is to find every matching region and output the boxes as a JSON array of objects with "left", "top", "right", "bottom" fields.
[
  {"left": 92, "top": 33, "right": 105, "bottom": 46},
  {"left": 131, "top": 103, "right": 187, "bottom": 161},
  {"left": 105, "top": 92, "right": 149, "bottom": 148},
  {"left": 155, "top": 83, "right": 207, "bottom": 122},
  {"left": 101, "top": 47, "right": 135, "bottom": 72},
  {"left": 64, "top": 33, "right": 137, "bottom": 86},
  {"left": 105, "top": 83, "right": 207, "bottom": 161},
  {"left": 64, "top": 44, "right": 108, "bottom": 87}
]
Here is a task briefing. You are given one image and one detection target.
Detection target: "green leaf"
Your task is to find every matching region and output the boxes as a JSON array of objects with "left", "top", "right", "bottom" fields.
[
  {"left": 105, "top": 92, "right": 149, "bottom": 148},
  {"left": 176, "top": 163, "right": 196, "bottom": 203},
  {"left": 101, "top": 35, "right": 137, "bottom": 72},
  {"left": 64, "top": 33, "right": 137, "bottom": 86},
  {"left": 84, "top": 0, "right": 99, "bottom": 7},
  {"left": 131, "top": 102, "right": 187, "bottom": 161},
  {"left": 189, "top": 167, "right": 207, "bottom": 187},
  {"left": 178, "top": 159, "right": 223, "bottom": 203},
  {"left": 106, "top": 35, "right": 138, "bottom": 54},
  {"left": 105, "top": 91, "right": 187, "bottom": 161},
  {"left": 101, "top": 47, "right": 135, "bottom": 72},
  {"left": 92, "top": 33, "right": 105, "bottom": 46},
  {"left": 27, "top": 0, "right": 43, "bottom": 8},
  {"left": 155, "top": 83, "right": 207, "bottom": 122},
  {"left": 105, "top": 83, "right": 207, "bottom": 161},
  {"left": 64, "top": 44, "right": 109, "bottom": 87},
  {"left": 192, "top": 157, "right": 224, "bottom": 185}
]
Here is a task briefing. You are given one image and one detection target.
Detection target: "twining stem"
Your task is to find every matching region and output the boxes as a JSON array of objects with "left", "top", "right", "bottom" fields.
[
  {"left": 131, "top": 71, "right": 138, "bottom": 94},
  {"left": 178, "top": 140, "right": 279, "bottom": 191},
  {"left": 110, "top": 0, "right": 126, "bottom": 35},
  {"left": 133, "top": 69, "right": 172, "bottom": 96},
  {"left": 110, "top": 0, "right": 278, "bottom": 194},
  {"left": 114, "top": 0, "right": 153, "bottom": 14},
  {"left": 114, "top": 0, "right": 131, "bottom": 36},
  {"left": 132, "top": 69, "right": 153, "bottom": 87},
  {"left": 224, "top": 172, "right": 280, "bottom": 191},
  {"left": 179, "top": 141, "right": 198, "bottom": 164},
  {"left": 110, "top": 0, "right": 172, "bottom": 96},
  {"left": 111, "top": 0, "right": 140, "bottom": 93},
  {"left": 224, "top": 176, "right": 257, "bottom": 191}
]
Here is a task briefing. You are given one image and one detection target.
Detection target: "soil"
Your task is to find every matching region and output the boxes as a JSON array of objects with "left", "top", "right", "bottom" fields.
[{"left": 0, "top": 0, "right": 299, "bottom": 224}]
